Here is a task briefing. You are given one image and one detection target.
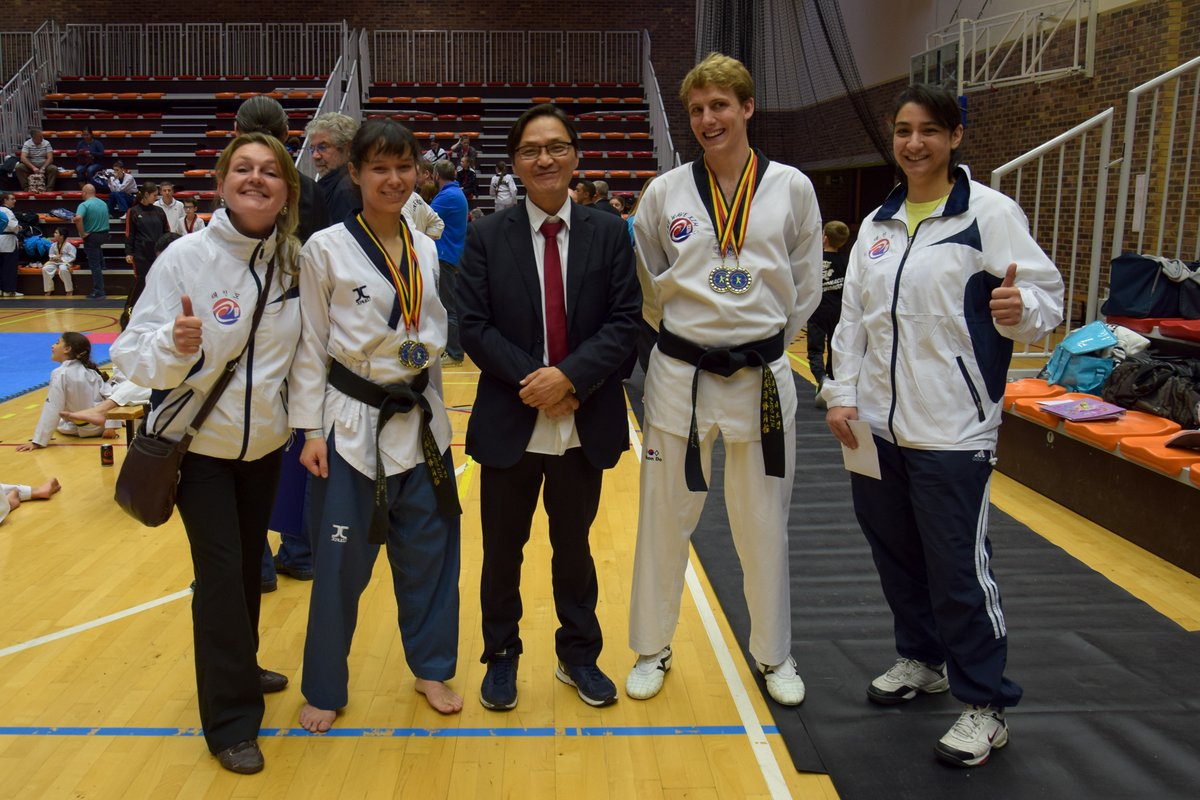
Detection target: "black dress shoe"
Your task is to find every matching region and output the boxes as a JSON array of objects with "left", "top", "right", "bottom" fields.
[
  {"left": 274, "top": 559, "right": 314, "bottom": 581},
  {"left": 261, "top": 577, "right": 277, "bottom": 593},
  {"left": 215, "top": 739, "right": 264, "bottom": 774},
  {"left": 259, "top": 668, "right": 289, "bottom": 694}
]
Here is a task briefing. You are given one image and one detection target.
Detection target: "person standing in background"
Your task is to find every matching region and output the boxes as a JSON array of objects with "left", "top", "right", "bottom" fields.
[{"left": 808, "top": 220, "right": 850, "bottom": 407}]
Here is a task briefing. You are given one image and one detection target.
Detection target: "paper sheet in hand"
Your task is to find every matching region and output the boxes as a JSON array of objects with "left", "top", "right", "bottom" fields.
[{"left": 841, "top": 420, "right": 881, "bottom": 479}]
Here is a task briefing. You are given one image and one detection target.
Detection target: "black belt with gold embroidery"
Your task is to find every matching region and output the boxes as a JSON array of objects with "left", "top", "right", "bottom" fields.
[
  {"left": 656, "top": 325, "right": 786, "bottom": 492},
  {"left": 328, "top": 360, "right": 461, "bottom": 543}
]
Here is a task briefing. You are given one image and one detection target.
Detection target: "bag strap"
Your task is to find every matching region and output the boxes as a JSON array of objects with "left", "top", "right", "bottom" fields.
[{"left": 177, "top": 253, "right": 278, "bottom": 448}]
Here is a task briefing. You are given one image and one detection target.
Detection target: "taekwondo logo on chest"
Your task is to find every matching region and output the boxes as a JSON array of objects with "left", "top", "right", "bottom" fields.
[
  {"left": 868, "top": 238, "right": 891, "bottom": 260},
  {"left": 353, "top": 285, "right": 371, "bottom": 305},
  {"left": 210, "top": 291, "right": 242, "bottom": 325},
  {"left": 668, "top": 213, "right": 699, "bottom": 243}
]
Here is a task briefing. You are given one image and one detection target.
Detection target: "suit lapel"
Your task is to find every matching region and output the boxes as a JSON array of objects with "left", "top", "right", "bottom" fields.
[
  {"left": 502, "top": 205, "right": 545, "bottom": 324},
  {"left": 566, "top": 202, "right": 594, "bottom": 322}
]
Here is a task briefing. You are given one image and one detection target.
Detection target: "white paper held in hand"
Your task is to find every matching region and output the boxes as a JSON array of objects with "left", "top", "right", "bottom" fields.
[{"left": 841, "top": 419, "right": 881, "bottom": 479}]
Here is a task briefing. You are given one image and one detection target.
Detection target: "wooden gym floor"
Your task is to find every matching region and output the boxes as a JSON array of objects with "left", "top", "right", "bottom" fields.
[{"left": 0, "top": 302, "right": 1196, "bottom": 799}]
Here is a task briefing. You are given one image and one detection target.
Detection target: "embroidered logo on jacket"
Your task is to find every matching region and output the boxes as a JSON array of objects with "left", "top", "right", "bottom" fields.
[
  {"left": 868, "top": 238, "right": 890, "bottom": 260},
  {"left": 668, "top": 213, "right": 697, "bottom": 243},
  {"left": 212, "top": 297, "right": 241, "bottom": 325},
  {"left": 331, "top": 524, "right": 349, "bottom": 543},
  {"left": 353, "top": 285, "right": 371, "bottom": 305},
  {"left": 645, "top": 448, "right": 664, "bottom": 462}
]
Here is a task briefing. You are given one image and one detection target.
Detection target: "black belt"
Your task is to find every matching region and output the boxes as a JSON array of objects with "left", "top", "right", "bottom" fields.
[
  {"left": 656, "top": 325, "right": 786, "bottom": 492},
  {"left": 328, "top": 360, "right": 460, "bottom": 544}
]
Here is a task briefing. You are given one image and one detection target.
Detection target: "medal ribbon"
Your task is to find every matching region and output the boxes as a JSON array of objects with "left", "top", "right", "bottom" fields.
[
  {"left": 704, "top": 150, "right": 758, "bottom": 262},
  {"left": 356, "top": 213, "right": 423, "bottom": 333}
]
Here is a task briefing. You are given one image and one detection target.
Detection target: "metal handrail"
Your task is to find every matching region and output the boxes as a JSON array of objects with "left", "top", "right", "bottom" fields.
[
  {"left": 1110, "top": 53, "right": 1200, "bottom": 262},
  {"left": 641, "top": 29, "right": 678, "bottom": 176},
  {"left": 992, "top": 106, "right": 1113, "bottom": 339}
]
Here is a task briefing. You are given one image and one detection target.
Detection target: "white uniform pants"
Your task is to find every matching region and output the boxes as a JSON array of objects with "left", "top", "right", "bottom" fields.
[
  {"left": 42, "top": 263, "right": 73, "bottom": 294},
  {"left": 629, "top": 422, "right": 796, "bottom": 666}
]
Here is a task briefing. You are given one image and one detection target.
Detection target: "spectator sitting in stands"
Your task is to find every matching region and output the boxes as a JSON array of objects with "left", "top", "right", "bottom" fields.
[
  {"left": 155, "top": 182, "right": 187, "bottom": 233},
  {"left": 591, "top": 180, "right": 621, "bottom": 215},
  {"left": 74, "top": 130, "right": 105, "bottom": 186},
  {"left": 1, "top": 477, "right": 62, "bottom": 526},
  {"left": 105, "top": 161, "right": 137, "bottom": 216},
  {"left": 181, "top": 197, "right": 205, "bottom": 234},
  {"left": 609, "top": 195, "right": 626, "bottom": 216},
  {"left": 456, "top": 155, "right": 478, "bottom": 208},
  {"left": 285, "top": 135, "right": 302, "bottom": 157},
  {"left": 42, "top": 227, "right": 77, "bottom": 296},
  {"left": 305, "top": 112, "right": 359, "bottom": 224},
  {"left": 449, "top": 134, "right": 478, "bottom": 169},
  {"left": 572, "top": 178, "right": 595, "bottom": 206},
  {"left": 424, "top": 138, "right": 448, "bottom": 164},
  {"left": 16, "top": 128, "right": 56, "bottom": 191}
]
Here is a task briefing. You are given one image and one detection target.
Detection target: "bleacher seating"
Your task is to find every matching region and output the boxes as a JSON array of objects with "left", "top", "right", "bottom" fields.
[
  {"left": 6, "top": 75, "right": 655, "bottom": 296},
  {"left": 996, "top": 377, "right": 1199, "bottom": 577}
]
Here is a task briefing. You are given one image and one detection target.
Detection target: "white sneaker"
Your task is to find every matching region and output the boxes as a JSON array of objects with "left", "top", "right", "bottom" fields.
[
  {"left": 625, "top": 645, "right": 672, "bottom": 700},
  {"left": 935, "top": 705, "right": 1008, "bottom": 767},
  {"left": 10, "top": 291, "right": 23, "bottom": 298},
  {"left": 867, "top": 657, "right": 949, "bottom": 705},
  {"left": 759, "top": 656, "right": 805, "bottom": 706}
]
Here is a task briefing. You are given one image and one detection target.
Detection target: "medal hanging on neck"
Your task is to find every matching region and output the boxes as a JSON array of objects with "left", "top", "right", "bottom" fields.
[
  {"left": 702, "top": 150, "right": 758, "bottom": 295},
  {"left": 354, "top": 213, "right": 429, "bottom": 369}
]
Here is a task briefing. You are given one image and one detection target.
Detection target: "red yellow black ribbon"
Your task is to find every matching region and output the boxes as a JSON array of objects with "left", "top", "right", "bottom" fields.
[
  {"left": 355, "top": 213, "right": 423, "bottom": 333},
  {"left": 704, "top": 150, "right": 758, "bottom": 262}
]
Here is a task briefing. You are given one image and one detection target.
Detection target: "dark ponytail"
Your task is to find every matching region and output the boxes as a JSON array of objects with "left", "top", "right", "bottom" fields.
[{"left": 61, "top": 331, "right": 108, "bottom": 380}]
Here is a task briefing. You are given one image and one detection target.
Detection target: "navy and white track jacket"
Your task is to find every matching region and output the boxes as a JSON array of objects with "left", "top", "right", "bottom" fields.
[{"left": 822, "top": 167, "right": 1064, "bottom": 450}]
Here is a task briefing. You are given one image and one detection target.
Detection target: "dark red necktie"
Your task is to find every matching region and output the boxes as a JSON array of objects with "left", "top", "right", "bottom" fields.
[{"left": 539, "top": 219, "right": 567, "bottom": 365}]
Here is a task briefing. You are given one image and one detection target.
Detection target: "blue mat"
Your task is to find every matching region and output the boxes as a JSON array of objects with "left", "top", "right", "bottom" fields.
[{"left": 0, "top": 333, "right": 112, "bottom": 404}]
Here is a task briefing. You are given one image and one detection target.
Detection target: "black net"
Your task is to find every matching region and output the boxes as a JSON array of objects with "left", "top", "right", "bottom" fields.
[{"left": 695, "top": 0, "right": 890, "bottom": 163}]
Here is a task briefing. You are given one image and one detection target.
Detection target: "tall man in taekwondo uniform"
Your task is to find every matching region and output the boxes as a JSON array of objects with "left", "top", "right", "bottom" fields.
[{"left": 625, "top": 53, "right": 824, "bottom": 706}]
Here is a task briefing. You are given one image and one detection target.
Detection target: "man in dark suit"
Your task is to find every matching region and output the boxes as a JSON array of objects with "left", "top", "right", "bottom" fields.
[{"left": 458, "top": 104, "right": 641, "bottom": 711}]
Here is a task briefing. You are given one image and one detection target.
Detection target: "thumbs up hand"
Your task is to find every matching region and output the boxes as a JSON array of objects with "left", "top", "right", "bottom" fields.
[
  {"left": 173, "top": 294, "right": 203, "bottom": 354},
  {"left": 989, "top": 263, "right": 1024, "bottom": 326}
]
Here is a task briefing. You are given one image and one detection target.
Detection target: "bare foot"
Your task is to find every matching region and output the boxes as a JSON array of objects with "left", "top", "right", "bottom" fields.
[
  {"left": 415, "top": 679, "right": 463, "bottom": 714},
  {"left": 60, "top": 406, "right": 108, "bottom": 427},
  {"left": 6, "top": 490, "right": 19, "bottom": 513},
  {"left": 31, "top": 478, "right": 61, "bottom": 501},
  {"left": 102, "top": 428, "right": 120, "bottom": 439},
  {"left": 298, "top": 703, "right": 337, "bottom": 733}
]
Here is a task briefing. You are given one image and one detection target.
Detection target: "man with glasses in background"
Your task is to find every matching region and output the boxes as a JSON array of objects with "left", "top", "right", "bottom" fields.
[
  {"left": 305, "top": 112, "right": 359, "bottom": 224},
  {"left": 458, "top": 104, "right": 641, "bottom": 712}
]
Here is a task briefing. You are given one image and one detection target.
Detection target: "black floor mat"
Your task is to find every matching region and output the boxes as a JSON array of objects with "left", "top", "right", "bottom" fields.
[{"left": 677, "top": 373, "right": 1200, "bottom": 799}]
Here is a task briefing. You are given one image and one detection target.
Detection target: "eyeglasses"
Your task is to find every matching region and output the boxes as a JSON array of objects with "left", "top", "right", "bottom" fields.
[
  {"left": 514, "top": 141, "right": 574, "bottom": 161},
  {"left": 307, "top": 143, "right": 332, "bottom": 154}
]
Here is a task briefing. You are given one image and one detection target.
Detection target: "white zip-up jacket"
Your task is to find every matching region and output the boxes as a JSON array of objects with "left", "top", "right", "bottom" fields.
[
  {"left": 111, "top": 209, "right": 302, "bottom": 460},
  {"left": 822, "top": 168, "right": 1064, "bottom": 450}
]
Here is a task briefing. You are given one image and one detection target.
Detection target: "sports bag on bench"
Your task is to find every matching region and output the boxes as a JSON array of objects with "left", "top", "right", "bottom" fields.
[
  {"left": 114, "top": 257, "right": 276, "bottom": 526},
  {"left": 1043, "top": 320, "right": 1119, "bottom": 393}
]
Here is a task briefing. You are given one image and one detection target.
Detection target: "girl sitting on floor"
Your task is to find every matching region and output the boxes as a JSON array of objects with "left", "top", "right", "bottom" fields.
[{"left": 16, "top": 332, "right": 108, "bottom": 451}]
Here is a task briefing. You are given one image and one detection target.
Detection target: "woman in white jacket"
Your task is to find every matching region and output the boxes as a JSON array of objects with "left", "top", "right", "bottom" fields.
[
  {"left": 823, "top": 84, "right": 1064, "bottom": 769},
  {"left": 111, "top": 132, "right": 302, "bottom": 776}
]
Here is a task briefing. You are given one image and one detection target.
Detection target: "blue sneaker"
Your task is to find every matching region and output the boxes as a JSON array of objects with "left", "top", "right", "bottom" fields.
[
  {"left": 556, "top": 661, "right": 617, "bottom": 707},
  {"left": 480, "top": 650, "right": 519, "bottom": 710}
]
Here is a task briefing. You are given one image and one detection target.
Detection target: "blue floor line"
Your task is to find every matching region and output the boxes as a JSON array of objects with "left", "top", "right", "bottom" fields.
[{"left": 0, "top": 723, "right": 780, "bottom": 739}]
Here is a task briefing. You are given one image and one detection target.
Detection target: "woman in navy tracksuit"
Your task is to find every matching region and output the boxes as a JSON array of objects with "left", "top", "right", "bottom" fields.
[{"left": 822, "top": 84, "right": 1064, "bottom": 768}]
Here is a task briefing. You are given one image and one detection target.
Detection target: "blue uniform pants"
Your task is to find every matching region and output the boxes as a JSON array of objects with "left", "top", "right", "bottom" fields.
[
  {"left": 300, "top": 435, "right": 460, "bottom": 711},
  {"left": 851, "top": 437, "right": 1022, "bottom": 708}
]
